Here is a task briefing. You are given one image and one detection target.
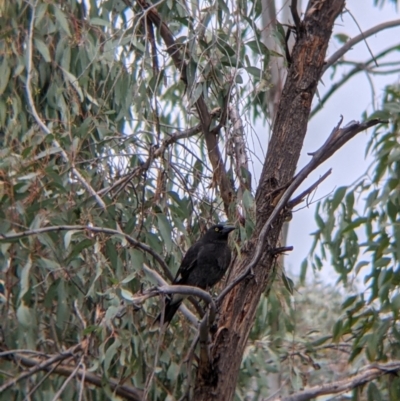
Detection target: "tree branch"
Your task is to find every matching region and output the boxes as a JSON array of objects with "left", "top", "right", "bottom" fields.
[
  {"left": 98, "top": 123, "right": 205, "bottom": 198},
  {"left": 288, "top": 169, "right": 332, "bottom": 208},
  {"left": 142, "top": 264, "right": 199, "bottom": 325},
  {"left": 0, "top": 225, "right": 174, "bottom": 282},
  {"left": 311, "top": 44, "right": 400, "bottom": 118},
  {"left": 323, "top": 19, "right": 400, "bottom": 73},
  {"left": 26, "top": 1, "right": 107, "bottom": 211},
  {"left": 0, "top": 344, "right": 82, "bottom": 393},
  {"left": 133, "top": 281, "right": 216, "bottom": 326},
  {"left": 290, "top": 0, "right": 301, "bottom": 31},
  {"left": 157, "top": 285, "right": 215, "bottom": 319},
  {"left": 134, "top": 0, "right": 235, "bottom": 215},
  {"left": 270, "top": 361, "right": 400, "bottom": 401},
  {"left": 1, "top": 347, "right": 144, "bottom": 401},
  {"left": 307, "top": 117, "right": 383, "bottom": 166}
]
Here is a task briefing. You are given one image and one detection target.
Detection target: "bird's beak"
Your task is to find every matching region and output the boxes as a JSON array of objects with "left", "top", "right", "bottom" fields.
[{"left": 221, "top": 225, "right": 235, "bottom": 234}]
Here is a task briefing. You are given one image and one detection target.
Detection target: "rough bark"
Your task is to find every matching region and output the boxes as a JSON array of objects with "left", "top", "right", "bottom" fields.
[{"left": 193, "top": 1, "right": 346, "bottom": 400}]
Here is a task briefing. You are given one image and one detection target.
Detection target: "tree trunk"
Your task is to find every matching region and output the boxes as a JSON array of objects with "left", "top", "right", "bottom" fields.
[{"left": 194, "top": 1, "right": 346, "bottom": 399}]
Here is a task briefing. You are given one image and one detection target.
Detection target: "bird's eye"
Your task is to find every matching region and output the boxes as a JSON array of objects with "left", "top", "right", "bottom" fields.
[{"left": 214, "top": 227, "right": 219, "bottom": 232}]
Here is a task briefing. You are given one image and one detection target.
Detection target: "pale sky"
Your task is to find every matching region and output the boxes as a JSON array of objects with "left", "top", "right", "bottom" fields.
[{"left": 269, "top": 1, "right": 400, "bottom": 281}]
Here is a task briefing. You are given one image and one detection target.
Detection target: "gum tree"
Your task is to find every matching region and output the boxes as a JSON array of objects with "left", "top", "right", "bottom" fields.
[{"left": 1, "top": 0, "right": 400, "bottom": 400}]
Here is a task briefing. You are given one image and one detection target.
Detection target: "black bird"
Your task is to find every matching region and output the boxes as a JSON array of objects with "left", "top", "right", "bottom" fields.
[{"left": 156, "top": 223, "right": 235, "bottom": 325}]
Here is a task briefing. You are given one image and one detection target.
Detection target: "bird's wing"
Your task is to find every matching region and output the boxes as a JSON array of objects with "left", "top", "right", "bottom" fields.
[
  {"left": 173, "top": 240, "right": 204, "bottom": 283},
  {"left": 197, "top": 243, "right": 231, "bottom": 271}
]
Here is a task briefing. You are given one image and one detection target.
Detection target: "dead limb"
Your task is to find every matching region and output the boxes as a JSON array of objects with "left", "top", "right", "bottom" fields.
[{"left": 217, "top": 118, "right": 382, "bottom": 304}]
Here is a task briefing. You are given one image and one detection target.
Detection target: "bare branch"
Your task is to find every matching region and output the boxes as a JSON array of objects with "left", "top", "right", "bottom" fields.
[
  {"left": 288, "top": 169, "right": 332, "bottom": 208},
  {"left": 324, "top": 19, "right": 400, "bottom": 73},
  {"left": 290, "top": 0, "right": 301, "bottom": 31},
  {"left": 307, "top": 118, "right": 383, "bottom": 165},
  {"left": 26, "top": 1, "right": 106, "bottom": 211},
  {"left": 0, "top": 350, "right": 47, "bottom": 358},
  {"left": 2, "top": 348, "right": 144, "bottom": 401},
  {"left": 312, "top": 45, "right": 400, "bottom": 118},
  {"left": 157, "top": 285, "right": 215, "bottom": 316},
  {"left": 271, "top": 246, "right": 293, "bottom": 256},
  {"left": 78, "top": 362, "right": 86, "bottom": 401},
  {"left": 0, "top": 344, "right": 82, "bottom": 393},
  {"left": 0, "top": 225, "right": 174, "bottom": 282},
  {"left": 135, "top": 275, "right": 217, "bottom": 341},
  {"left": 157, "top": 124, "right": 203, "bottom": 153},
  {"left": 217, "top": 118, "right": 381, "bottom": 303},
  {"left": 142, "top": 264, "right": 199, "bottom": 325},
  {"left": 270, "top": 361, "right": 400, "bottom": 401}
]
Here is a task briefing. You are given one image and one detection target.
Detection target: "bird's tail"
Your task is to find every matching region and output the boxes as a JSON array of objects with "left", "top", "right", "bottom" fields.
[{"left": 153, "top": 298, "right": 183, "bottom": 327}]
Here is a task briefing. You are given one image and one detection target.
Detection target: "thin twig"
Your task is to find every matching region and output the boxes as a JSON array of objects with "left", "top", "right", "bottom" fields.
[
  {"left": 324, "top": 19, "right": 400, "bottom": 72},
  {"left": 78, "top": 362, "right": 86, "bottom": 401},
  {"left": 312, "top": 44, "right": 399, "bottom": 118},
  {"left": 344, "top": 7, "right": 377, "bottom": 67},
  {"left": 288, "top": 169, "right": 332, "bottom": 208},
  {"left": 25, "top": 1, "right": 106, "bottom": 210},
  {"left": 97, "top": 124, "right": 203, "bottom": 198},
  {"left": 50, "top": 358, "right": 82, "bottom": 401},
  {"left": 22, "top": 360, "right": 63, "bottom": 401}
]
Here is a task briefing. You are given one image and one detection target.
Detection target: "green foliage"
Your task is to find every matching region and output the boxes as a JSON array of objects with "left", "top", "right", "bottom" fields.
[
  {"left": 238, "top": 277, "right": 345, "bottom": 399},
  {"left": 304, "top": 84, "right": 400, "bottom": 400},
  {"left": 0, "top": 0, "right": 264, "bottom": 399},
  {"left": 0, "top": 0, "right": 398, "bottom": 399}
]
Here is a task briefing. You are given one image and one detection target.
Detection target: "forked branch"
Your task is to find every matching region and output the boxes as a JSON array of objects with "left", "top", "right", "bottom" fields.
[{"left": 217, "top": 118, "right": 382, "bottom": 302}]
